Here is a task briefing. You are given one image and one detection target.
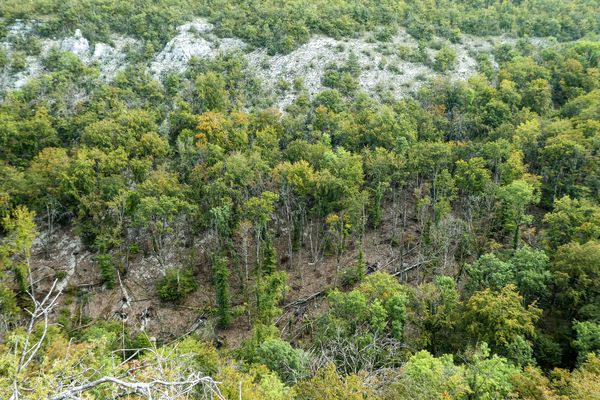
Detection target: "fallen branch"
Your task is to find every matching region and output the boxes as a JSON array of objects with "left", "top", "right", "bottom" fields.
[
  {"left": 48, "top": 373, "right": 224, "bottom": 400},
  {"left": 283, "top": 291, "right": 325, "bottom": 310},
  {"left": 390, "top": 259, "right": 434, "bottom": 277},
  {"left": 281, "top": 258, "right": 431, "bottom": 311}
]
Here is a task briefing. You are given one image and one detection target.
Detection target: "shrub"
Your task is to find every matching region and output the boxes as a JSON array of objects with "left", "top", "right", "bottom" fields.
[
  {"left": 256, "top": 338, "right": 310, "bottom": 384},
  {"left": 340, "top": 249, "right": 365, "bottom": 287},
  {"left": 434, "top": 46, "right": 457, "bottom": 72},
  {"left": 10, "top": 51, "right": 26, "bottom": 71},
  {"left": 0, "top": 48, "right": 8, "bottom": 68},
  {"left": 213, "top": 256, "right": 231, "bottom": 327},
  {"left": 96, "top": 254, "right": 116, "bottom": 289},
  {"left": 157, "top": 267, "right": 197, "bottom": 302}
]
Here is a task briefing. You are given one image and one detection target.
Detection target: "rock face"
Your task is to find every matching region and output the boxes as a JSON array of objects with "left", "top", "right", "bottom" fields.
[
  {"left": 147, "top": 19, "right": 491, "bottom": 108},
  {"left": 0, "top": 21, "right": 138, "bottom": 91},
  {"left": 60, "top": 29, "right": 90, "bottom": 57},
  {"left": 0, "top": 18, "right": 548, "bottom": 107},
  {"left": 150, "top": 20, "right": 246, "bottom": 76}
]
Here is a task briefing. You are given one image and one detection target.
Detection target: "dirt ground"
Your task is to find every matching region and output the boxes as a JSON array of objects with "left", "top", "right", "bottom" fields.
[{"left": 27, "top": 200, "right": 426, "bottom": 349}]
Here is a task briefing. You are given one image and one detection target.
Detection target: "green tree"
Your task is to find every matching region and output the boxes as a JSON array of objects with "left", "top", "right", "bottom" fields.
[
  {"left": 455, "top": 157, "right": 491, "bottom": 196},
  {"left": 543, "top": 196, "right": 600, "bottom": 251},
  {"left": 157, "top": 267, "right": 197, "bottom": 302},
  {"left": 463, "top": 344, "right": 520, "bottom": 399},
  {"left": 552, "top": 240, "right": 600, "bottom": 321},
  {"left": 213, "top": 255, "right": 232, "bottom": 327},
  {"left": 390, "top": 351, "right": 467, "bottom": 400},
  {"left": 511, "top": 246, "right": 551, "bottom": 303},
  {"left": 464, "top": 284, "right": 541, "bottom": 361},
  {"left": 573, "top": 321, "right": 600, "bottom": 365},
  {"left": 132, "top": 170, "right": 196, "bottom": 266},
  {"left": 26, "top": 147, "right": 72, "bottom": 248},
  {"left": 540, "top": 133, "right": 589, "bottom": 202},
  {"left": 465, "top": 253, "right": 515, "bottom": 295},
  {"left": 96, "top": 254, "right": 117, "bottom": 289},
  {"left": 294, "top": 363, "right": 378, "bottom": 400},
  {"left": 497, "top": 179, "right": 540, "bottom": 248},
  {"left": 255, "top": 271, "right": 287, "bottom": 326},
  {"left": 434, "top": 46, "right": 457, "bottom": 72},
  {"left": 1, "top": 206, "right": 37, "bottom": 294},
  {"left": 195, "top": 71, "right": 230, "bottom": 112},
  {"left": 522, "top": 78, "right": 552, "bottom": 114},
  {"left": 256, "top": 338, "right": 309, "bottom": 384},
  {"left": 407, "top": 276, "right": 461, "bottom": 354}
]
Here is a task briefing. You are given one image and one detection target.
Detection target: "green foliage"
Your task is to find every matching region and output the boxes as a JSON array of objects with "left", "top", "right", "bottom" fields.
[
  {"left": 0, "top": 5, "right": 598, "bottom": 387},
  {"left": 321, "top": 54, "right": 361, "bottom": 96},
  {"left": 543, "top": 196, "right": 600, "bottom": 251},
  {"left": 294, "top": 363, "right": 378, "bottom": 400},
  {"left": 0, "top": 283, "right": 19, "bottom": 321},
  {"left": 464, "top": 285, "right": 541, "bottom": 362},
  {"left": 316, "top": 273, "right": 409, "bottom": 372},
  {"left": 511, "top": 246, "right": 551, "bottom": 303},
  {"left": 407, "top": 276, "right": 461, "bottom": 354},
  {"left": 455, "top": 157, "right": 491, "bottom": 196},
  {"left": 256, "top": 338, "right": 310, "bottom": 384},
  {"left": 96, "top": 254, "right": 116, "bottom": 289},
  {"left": 255, "top": 271, "right": 287, "bottom": 326},
  {"left": 1, "top": 0, "right": 196, "bottom": 51},
  {"left": 497, "top": 179, "right": 540, "bottom": 248},
  {"left": 433, "top": 46, "right": 457, "bottom": 72},
  {"left": 341, "top": 248, "right": 365, "bottom": 287},
  {"left": 465, "top": 246, "right": 551, "bottom": 304},
  {"left": 168, "top": 336, "right": 220, "bottom": 375},
  {"left": 195, "top": 72, "right": 231, "bottom": 113},
  {"left": 462, "top": 344, "right": 520, "bottom": 399},
  {"left": 0, "top": 48, "right": 9, "bottom": 68},
  {"left": 465, "top": 253, "right": 515, "bottom": 295},
  {"left": 213, "top": 255, "right": 232, "bottom": 327},
  {"left": 390, "top": 351, "right": 467, "bottom": 399},
  {"left": 156, "top": 267, "right": 197, "bottom": 302},
  {"left": 262, "top": 232, "right": 277, "bottom": 276},
  {"left": 573, "top": 321, "right": 600, "bottom": 365},
  {"left": 552, "top": 240, "right": 600, "bottom": 321}
]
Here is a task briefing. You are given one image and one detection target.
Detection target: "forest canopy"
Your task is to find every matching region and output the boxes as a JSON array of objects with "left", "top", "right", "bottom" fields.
[
  {"left": 1, "top": 0, "right": 599, "bottom": 53},
  {"left": 0, "top": 0, "right": 600, "bottom": 399}
]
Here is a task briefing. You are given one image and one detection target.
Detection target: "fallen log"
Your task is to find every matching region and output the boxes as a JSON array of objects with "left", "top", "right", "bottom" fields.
[{"left": 281, "top": 258, "right": 433, "bottom": 311}]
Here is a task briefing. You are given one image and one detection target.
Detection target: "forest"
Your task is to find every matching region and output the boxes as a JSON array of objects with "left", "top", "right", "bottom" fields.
[{"left": 0, "top": 0, "right": 600, "bottom": 399}]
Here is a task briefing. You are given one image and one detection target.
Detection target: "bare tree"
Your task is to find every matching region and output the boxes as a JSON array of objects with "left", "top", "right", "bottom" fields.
[
  {"left": 312, "top": 330, "right": 406, "bottom": 375},
  {"left": 8, "top": 278, "right": 225, "bottom": 400},
  {"left": 10, "top": 279, "right": 62, "bottom": 400},
  {"left": 48, "top": 372, "right": 224, "bottom": 400}
]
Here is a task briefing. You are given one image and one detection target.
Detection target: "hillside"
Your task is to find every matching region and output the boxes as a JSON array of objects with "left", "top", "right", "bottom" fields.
[{"left": 1, "top": 1, "right": 600, "bottom": 399}]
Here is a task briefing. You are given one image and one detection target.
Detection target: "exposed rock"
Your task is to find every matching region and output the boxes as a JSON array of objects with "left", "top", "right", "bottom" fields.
[
  {"left": 1, "top": 18, "right": 550, "bottom": 108},
  {"left": 60, "top": 29, "right": 90, "bottom": 58},
  {"left": 149, "top": 19, "right": 246, "bottom": 76}
]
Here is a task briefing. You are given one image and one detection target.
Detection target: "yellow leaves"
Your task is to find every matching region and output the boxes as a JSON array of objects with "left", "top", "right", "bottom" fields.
[
  {"left": 464, "top": 284, "right": 541, "bottom": 349},
  {"left": 325, "top": 213, "right": 340, "bottom": 225},
  {"left": 218, "top": 363, "right": 291, "bottom": 400},
  {"left": 294, "top": 363, "right": 378, "bottom": 400},
  {"left": 1, "top": 205, "right": 37, "bottom": 261},
  {"left": 357, "top": 272, "right": 407, "bottom": 303},
  {"left": 195, "top": 132, "right": 208, "bottom": 148},
  {"left": 139, "top": 132, "right": 169, "bottom": 159},
  {"left": 196, "top": 111, "right": 249, "bottom": 151},
  {"left": 230, "top": 110, "right": 252, "bottom": 128},
  {"left": 272, "top": 160, "right": 316, "bottom": 199},
  {"left": 197, "top": 111, "right": 229, "bottom": 140}
]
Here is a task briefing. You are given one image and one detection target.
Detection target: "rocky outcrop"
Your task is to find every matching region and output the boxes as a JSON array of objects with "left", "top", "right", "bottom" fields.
[{"left": 0, "top": 18, "right": 548, "bottom": 108}]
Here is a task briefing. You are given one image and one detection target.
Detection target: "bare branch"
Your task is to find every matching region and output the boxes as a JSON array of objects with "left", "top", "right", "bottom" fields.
[{"left": 48, "top": 373, "right": 225, "bottom": 400}]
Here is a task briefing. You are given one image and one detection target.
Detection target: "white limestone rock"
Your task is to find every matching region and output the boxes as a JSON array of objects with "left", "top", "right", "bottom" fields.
[
  {"left": 60, "top": 29, "right": 90, "bottom": 59},
  {"left": 149, "top": 19, "right": 245, "bottom": 77}
]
